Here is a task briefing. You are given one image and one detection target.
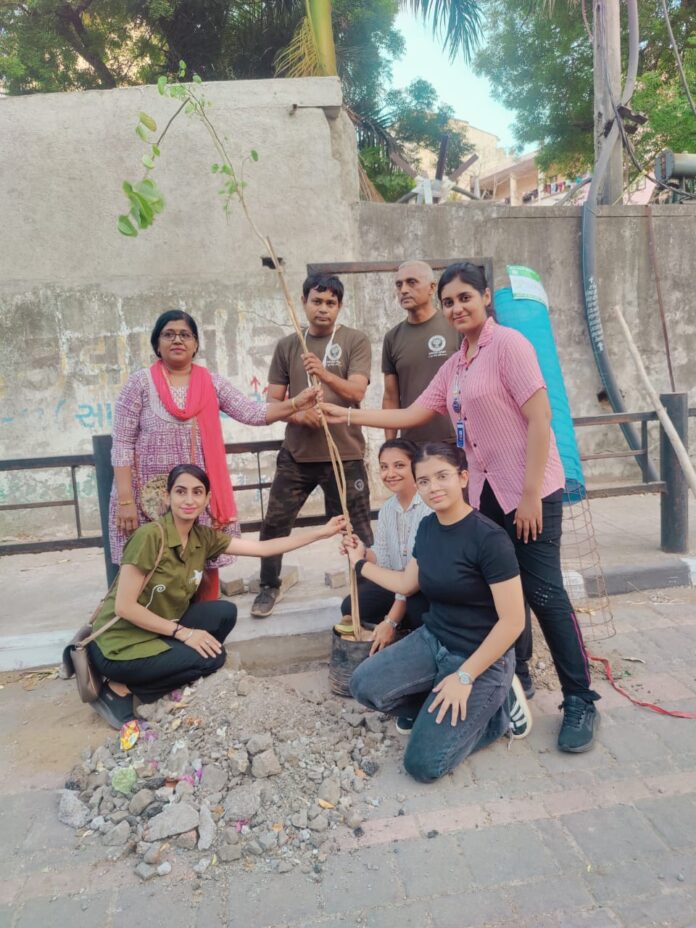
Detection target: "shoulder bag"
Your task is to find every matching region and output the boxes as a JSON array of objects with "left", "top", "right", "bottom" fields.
[{"left": 61, "top": 521, "right": 166, "bottom": 703}]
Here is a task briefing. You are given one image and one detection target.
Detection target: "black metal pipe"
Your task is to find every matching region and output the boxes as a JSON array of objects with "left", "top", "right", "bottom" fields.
[
  {"left": 660, "top": 392, "right": 689, "bottom": 553},
  {"left": 92, "top": 434, "right": 118, "bottom": 586}
]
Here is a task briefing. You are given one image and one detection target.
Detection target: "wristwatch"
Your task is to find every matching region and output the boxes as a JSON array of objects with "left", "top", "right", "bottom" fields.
[{"left": 457, "top": 670, "right": 473, "bottom": 686}]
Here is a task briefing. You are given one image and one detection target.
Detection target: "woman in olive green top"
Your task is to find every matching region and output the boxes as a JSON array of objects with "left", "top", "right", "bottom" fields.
[{"left": 89, "top": 463, "right": 345, "bottom": 728}]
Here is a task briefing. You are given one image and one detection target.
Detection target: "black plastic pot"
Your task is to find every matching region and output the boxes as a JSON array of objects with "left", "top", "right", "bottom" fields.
[{"left": 328, "top": 625, "right": 373, "bottom": 697}]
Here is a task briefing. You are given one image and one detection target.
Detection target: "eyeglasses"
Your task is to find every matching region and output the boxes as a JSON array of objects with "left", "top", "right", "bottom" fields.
[
  {"left": 160, "top": 330, "right": 195, "bottom": 342},
  {"left": 415, "top": 470, "right": 462, "bottom": 491}
]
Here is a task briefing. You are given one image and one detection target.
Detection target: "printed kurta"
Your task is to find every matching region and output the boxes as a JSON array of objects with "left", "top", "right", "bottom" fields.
[{"left": 109, "top": 368, "right": 268, "bottom": 567}]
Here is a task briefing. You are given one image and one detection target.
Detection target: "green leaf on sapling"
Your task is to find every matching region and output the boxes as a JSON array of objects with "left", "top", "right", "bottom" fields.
[
  {"left": 157, "top": 75, "right": 167, "bottom": 95},
  {"left": 250, "top": 150, "right": 259, "bottom": 161},
  {"left": 118, "top": 215, "right": 138, "bottom": 236},
  {"left": 142, "top": 154, "right": 155, "bottom": 169},
  {"left": 139, "top": 112, "right": 157, "bottom": 132},
  {"left": 136, "top": 124, "right": 148, "bottom": 142}
]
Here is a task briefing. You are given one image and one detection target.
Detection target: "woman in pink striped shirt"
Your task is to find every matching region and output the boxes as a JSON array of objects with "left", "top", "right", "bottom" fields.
[{"left": 322, "top": 263, "right": 599, "bottom": 754}]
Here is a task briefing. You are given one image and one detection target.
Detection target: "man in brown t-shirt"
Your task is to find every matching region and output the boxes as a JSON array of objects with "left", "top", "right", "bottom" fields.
[
  {"left": 251, "top": 274, "right": 373, "bottom": 618},
  {"left": 382, "top": 260, "right": 459, "bottom": 444}
]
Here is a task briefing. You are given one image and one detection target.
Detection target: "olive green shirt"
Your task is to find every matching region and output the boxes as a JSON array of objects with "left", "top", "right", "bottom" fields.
[{"left": 93, "top": 513, "right": 230, "bottom": 661}]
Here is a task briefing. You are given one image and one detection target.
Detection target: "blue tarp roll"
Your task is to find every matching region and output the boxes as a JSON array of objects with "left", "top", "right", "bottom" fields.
[{"left": 494, "top": 286, "right": 586, "bottom": 502}]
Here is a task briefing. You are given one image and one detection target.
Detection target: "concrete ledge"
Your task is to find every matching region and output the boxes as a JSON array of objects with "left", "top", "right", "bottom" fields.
[
  {"left": 0, "top": 595, "right": 342, "bottom": 674},
  {"left": 583, "top": 559, "right": 693, "bottom": 597}
]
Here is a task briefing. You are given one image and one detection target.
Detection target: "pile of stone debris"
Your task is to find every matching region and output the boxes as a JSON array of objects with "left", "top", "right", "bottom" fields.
[{"left": 58, "top": 666, "right": 395, "bottom": 881}]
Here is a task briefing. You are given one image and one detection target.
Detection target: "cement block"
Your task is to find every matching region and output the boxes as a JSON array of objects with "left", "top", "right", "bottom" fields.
[
  {"left": 324, "top": 570, "right": 348, "bottom": 589},
  {"left": 220, "top": 577, "right": 246, "bottom": 597},
  {"left": 247, "top": 566, "right": 299, "bottom": 595}
]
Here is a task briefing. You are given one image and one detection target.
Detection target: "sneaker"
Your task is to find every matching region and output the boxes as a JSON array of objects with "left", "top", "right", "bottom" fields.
[
  {"left": 507, "top": 675, "right": 533, "bottom": 739},
  {"left": 395, "top": 716, "right": 415, "bottom": 735},
  {"left": 516, "top": 669, "right": 535, "bottom": 700},
  {"left": 92, "top": 684, "right": 135, "bottom": 730},
  {"left": 250, "top": 586, "right": 282, "bottom": 618},
  {"left": 558, "top": 696, "right": 599, "bottom": 753}
]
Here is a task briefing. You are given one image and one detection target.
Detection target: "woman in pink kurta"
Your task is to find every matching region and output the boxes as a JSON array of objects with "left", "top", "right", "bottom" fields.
[
  {"left": 321, "top": 263, "right": 599, "bottom": 754},
  {"left": 110, "top": 310, "right": 320, "bottom": 596}
]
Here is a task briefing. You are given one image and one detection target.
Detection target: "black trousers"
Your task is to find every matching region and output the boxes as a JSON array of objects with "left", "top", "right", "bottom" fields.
[
  {"left": 478, "top": 481, "right": 598, "bottom": 701},
  {"left": 259, "top": 447, "right": 373, "bottom": 589},
  {"left": 88, "top": 600, "right": 237, "bottom": 703},
  {"left": 340, "top": 577, "right": 428, "bottom": 630}
]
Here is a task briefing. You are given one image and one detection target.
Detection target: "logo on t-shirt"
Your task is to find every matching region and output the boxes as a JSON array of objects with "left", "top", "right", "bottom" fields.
[
  {"left": 427, "top": 334, "right": 447, "bottom": 358},
  {"left": 191, "top": 569, "right": 203, "bottom": 588},
  {"left": 325, "top": 343, "right": 343, "bottom": 367}
]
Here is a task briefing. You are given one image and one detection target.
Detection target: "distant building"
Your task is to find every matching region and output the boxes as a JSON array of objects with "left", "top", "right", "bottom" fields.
[{"left": 410, "top": 120, "right": 585, "bottom": 205}]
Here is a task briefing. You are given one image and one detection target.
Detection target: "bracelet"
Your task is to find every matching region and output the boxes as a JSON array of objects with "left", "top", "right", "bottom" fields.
[
  {"left": 181, "top": 629, "right": 194, "bottom": 642},
  {"left": 354, "top": 558, "right": 367, "bottom": 579},
  {"left": 172, "top": 622, "right": 181, "bottom": 639},
  {"left": 291, "top": 397, "right": 298, "bottom": 413},
  {"left": 118, "top": 499, "right": 134, "bottom": 506},
  {"left": 347, "top": 407, "right": 352, "bottom": 427},
  {"left": 385, "top": 618, "right": 400, "bottom": 630}
]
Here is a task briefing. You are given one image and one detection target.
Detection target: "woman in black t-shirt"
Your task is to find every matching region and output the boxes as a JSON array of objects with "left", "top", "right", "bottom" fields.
[{"left": 347, "top": 443, "right": 531, "bottom": 782}]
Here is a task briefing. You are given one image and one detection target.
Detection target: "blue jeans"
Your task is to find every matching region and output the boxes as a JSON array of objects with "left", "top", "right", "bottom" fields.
[{"left": 350, "top": 626, "right": 514, "bottom": 783}]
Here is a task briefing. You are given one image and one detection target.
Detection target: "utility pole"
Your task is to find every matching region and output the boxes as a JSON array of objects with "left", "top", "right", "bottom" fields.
[{"left": 593, "top": 0, "right": 624, "bottom": 204}]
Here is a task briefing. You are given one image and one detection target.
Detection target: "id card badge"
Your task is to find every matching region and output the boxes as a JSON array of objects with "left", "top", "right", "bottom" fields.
[{"left": 456, "top": 420, "right": 465, "bottom": 449}]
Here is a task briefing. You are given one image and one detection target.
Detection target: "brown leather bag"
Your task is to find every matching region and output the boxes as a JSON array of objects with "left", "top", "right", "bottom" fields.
[{"left": 62, "top": 521, "right": 166, "bottom": 703}]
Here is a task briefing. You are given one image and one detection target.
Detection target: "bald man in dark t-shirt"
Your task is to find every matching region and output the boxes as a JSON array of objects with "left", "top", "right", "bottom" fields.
[{"left": 382, "top": 260, "right": 459, "bottom": 444}]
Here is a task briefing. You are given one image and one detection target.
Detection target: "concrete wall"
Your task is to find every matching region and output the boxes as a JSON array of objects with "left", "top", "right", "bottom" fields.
[
  {"left": 0, "top": 77, "right": 361, "bottom": 537},
  {"left": 1, "top": 76, "right": 695, "bottom": 539},
  {"left": 354, "top": 201, "right": 696, "bottom": 481}
]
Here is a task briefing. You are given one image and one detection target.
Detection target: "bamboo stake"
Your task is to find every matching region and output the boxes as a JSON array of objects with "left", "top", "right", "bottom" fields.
[
  {"left": 238, "top": 210, "right": 364, "bottom": 638},
  {"left": 614, "top": 305, "right": 696, "bottom": 500}
]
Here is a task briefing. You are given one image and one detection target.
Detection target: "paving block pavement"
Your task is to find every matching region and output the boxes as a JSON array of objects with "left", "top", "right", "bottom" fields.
[{"left": 2, "top": 589, "right": 696, "bottom": 927}]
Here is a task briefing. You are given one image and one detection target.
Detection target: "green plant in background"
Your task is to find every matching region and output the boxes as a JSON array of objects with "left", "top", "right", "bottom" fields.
[{"left": 358, "top": 147, "right": 416, "bottom": 201}]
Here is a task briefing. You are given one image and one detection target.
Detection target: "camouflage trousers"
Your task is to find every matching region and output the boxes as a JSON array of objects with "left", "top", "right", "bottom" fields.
[{"left": 259, "top": 446, "right": 373, "bottom": 589}]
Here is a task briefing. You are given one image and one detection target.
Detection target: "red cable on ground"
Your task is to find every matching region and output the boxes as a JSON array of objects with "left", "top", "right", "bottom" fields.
[{"left": 588, "top": 654, "right": 696, "bottom": 719}]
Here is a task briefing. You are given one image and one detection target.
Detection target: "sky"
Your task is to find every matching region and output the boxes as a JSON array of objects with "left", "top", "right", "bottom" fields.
[{"left": 389, "top": 10, "right": 519, "bottom": 151}]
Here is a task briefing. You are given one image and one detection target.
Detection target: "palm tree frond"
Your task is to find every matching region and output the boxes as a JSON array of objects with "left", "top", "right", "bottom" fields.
[
  {"left": 345, "top": 105, "right": 418, "bottom": 177},
  {"left": 404, "top": 0, "right": 484, "bottom": 63},
  {"left": 274, "top": 15, "right": 321, "bottom": 77}
]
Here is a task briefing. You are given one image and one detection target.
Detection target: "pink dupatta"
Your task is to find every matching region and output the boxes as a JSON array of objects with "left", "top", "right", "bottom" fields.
[{"left": 150, "top": 361, "right": 237, "bottom": 525}]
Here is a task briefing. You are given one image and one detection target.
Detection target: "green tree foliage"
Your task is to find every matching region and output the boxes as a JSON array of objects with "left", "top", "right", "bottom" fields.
[
  {"left": 0, "top": 1, "right": 308, "bottom": 94},
  {"left": 475, "top": 1, "right": 593, "bottom": 174},
  {"left": 476, "top": 0, "right": 696, "bottom": 175},
  {"left": 0, "top": 0, "right": 403, "bottom": 101},
  {"left": 385, "top": 78, "right": 473, "bottom": 171},
  {"left": 359, "top": 146, "right": 416, "bottom": 200}
]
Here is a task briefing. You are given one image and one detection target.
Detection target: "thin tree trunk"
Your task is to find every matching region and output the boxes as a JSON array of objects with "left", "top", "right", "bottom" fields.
[{"left": 55, "top": 3, "right": 117, "bottom": 88}]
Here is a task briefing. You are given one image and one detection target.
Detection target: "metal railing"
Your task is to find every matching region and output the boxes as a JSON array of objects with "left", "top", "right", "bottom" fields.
[
  {"left": 0, "top": 453, "right": 96, "bottom": 555},
  {"left": 573, "top": 393, "right": 692, "bottom": 553},
  {"left": 1, "top": 392, "right": 691, "bottom": 566}
]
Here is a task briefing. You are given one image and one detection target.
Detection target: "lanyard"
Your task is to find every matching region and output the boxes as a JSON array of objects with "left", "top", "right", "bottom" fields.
[
  {"left": 451, "top": 358, "right": 465, "bottom": 449},
  {"left": 303, "top": 324, "right": 340, "bottom": 387}
]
